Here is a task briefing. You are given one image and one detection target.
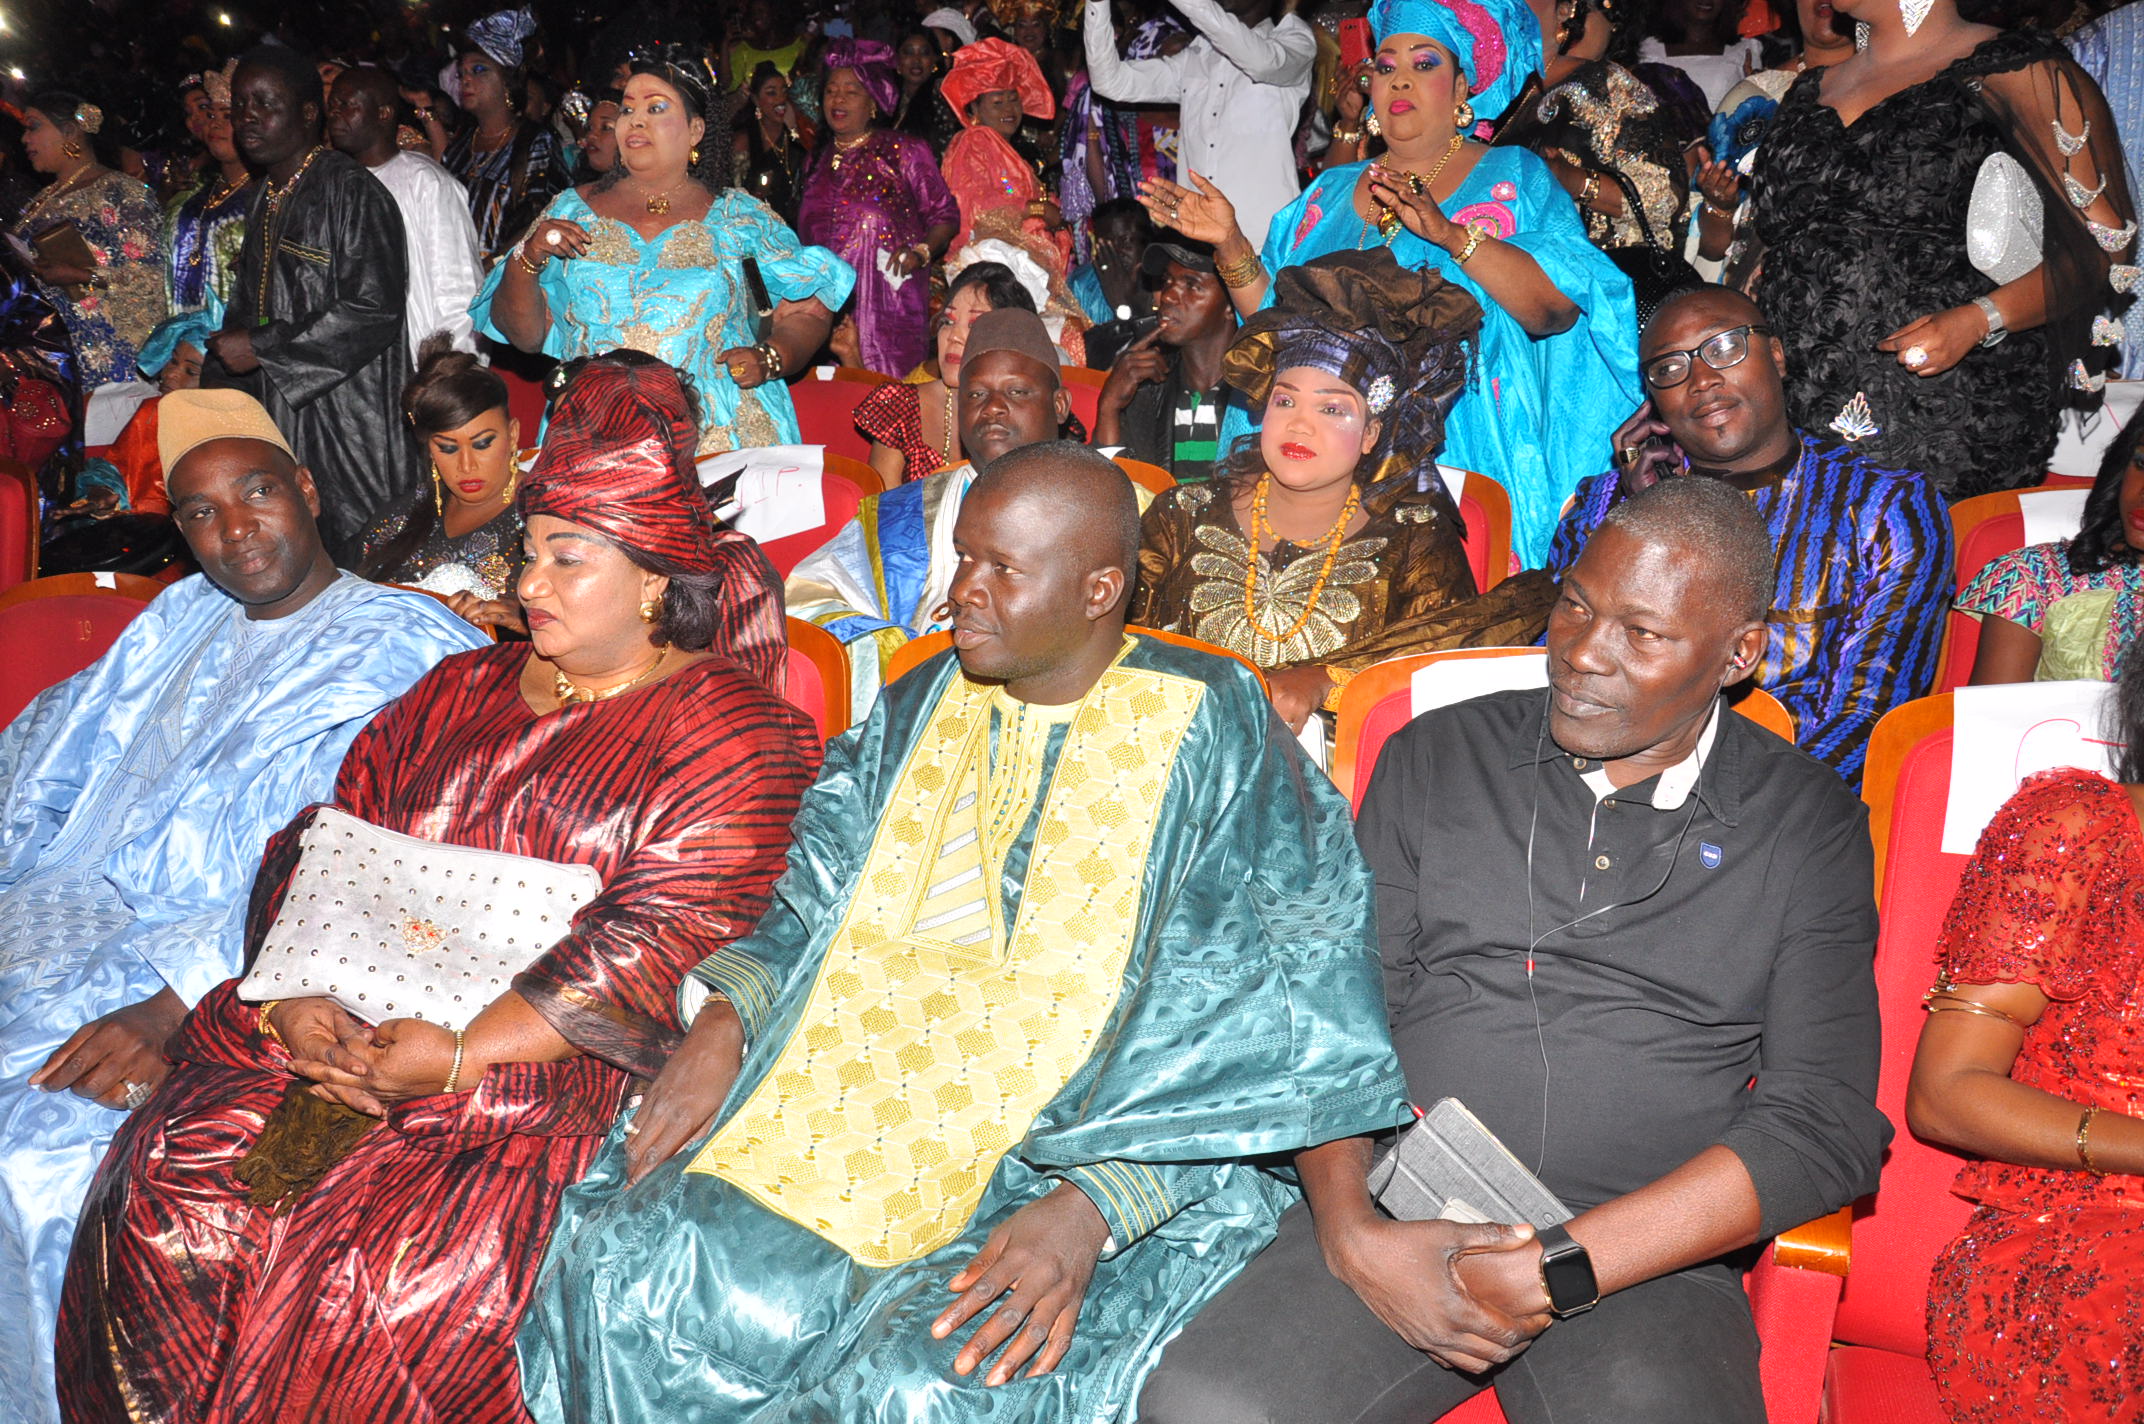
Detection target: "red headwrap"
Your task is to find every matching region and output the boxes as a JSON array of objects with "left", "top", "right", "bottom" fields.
[
  {"left": 940, "top": 38, "right": 1055, "bottom": 125},
  {"left": 517, "top": 359, "right": 722, "bottom": 572}
]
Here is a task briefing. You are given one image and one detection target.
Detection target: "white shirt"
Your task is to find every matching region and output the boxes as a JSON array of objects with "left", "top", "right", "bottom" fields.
[
  {"left": 1637, "top": 37, "right": 1764, "bottom": 112},
  {"left": 368, "top": 150, "right": 484, "bottom": 359},
  {"left": 1083, "top": 0, "right": 1316, "bottom": 252}
]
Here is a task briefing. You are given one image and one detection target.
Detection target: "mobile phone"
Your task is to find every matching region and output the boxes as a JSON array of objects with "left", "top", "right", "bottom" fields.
[{"left": 1338, "top": 18, "right": 1372, "bottom": 71}]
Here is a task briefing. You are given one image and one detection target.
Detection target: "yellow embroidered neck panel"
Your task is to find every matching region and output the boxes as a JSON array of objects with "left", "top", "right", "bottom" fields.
[{"left": 688, "top": 650, "right": 1203, "bottom": 1266}]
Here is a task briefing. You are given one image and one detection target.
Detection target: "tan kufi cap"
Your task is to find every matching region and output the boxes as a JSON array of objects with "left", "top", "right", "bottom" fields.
[
  {"left": 963, "top": 308, "right": 1061, "bottom": 379},
  {"left": 158, "top": 388, "right": 296, "bottom": 474}
]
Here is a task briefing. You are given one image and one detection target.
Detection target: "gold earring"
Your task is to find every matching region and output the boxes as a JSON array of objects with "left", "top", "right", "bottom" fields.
[
  {"left": 430, "top": 464, "right": 445, "bottom": 516},
  {"left": 64, "top": 141, "right": 83, "bottom": 158},
  {"left": 638, "top": 597, "right": 661, "bottom": 624},
  {"left": 1454, "top": 98, "right": 1475, "bottom": 129},
  {"left": 688, "top": 145, "right": 700, "bottom": 166},
  {"left": 501, "top": 465, "right": 518, "bottom": 504},
  {"left": 1364, "top": 110, "right": 1381, "bottom": 138}
]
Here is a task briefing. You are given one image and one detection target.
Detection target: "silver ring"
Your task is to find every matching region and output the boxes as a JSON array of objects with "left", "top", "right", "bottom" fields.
[
  {"left": 1903, "top": 344, "right": 1929, "bottom": 370},
  {"left": 121, "top": 1081, "right": 149, "bottom": 1111},
  {"left": 545, "top": 228, "right": 563, "bottom": 247}
]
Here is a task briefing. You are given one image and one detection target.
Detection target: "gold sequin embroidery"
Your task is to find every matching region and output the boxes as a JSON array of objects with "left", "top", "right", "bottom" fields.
[{"left": 688, "top": 651, "right": 1203, "bottom": 1265}]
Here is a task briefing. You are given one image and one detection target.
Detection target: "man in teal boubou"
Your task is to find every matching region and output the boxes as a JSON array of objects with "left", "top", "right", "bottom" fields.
[{"left": 518, "top": 441, "right": 1407, "bottom": 1422}]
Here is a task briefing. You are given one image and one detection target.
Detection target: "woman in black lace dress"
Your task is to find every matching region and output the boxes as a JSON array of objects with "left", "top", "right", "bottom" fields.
[{"left": 1752, "top": 0, "right": 2133, "bottom": 499}]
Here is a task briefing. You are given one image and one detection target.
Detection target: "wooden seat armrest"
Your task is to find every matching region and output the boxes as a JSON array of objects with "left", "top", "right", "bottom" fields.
[{"left": 1771, "top": 1206, "right": 1853, "bottom": 1278}]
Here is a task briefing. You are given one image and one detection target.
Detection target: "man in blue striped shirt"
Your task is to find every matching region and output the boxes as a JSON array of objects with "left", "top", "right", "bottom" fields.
[{"left": 1547, "top": 286, "right": 1953, "bottom": 787}]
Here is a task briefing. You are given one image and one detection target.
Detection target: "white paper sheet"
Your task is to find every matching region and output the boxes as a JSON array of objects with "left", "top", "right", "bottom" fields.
[
  {"left": 1437, "top": 464, "right": 1467, "bottom": 505},
  {"left": 2019, "top": 487, "right": 2091, "bottom": 549},
  {"left": 698, "top": 445, "right": 828, "bottom": 544},
  {"left": 1942, "top": 680, "right": 2121, "bottom": 855},
  {"left": 1409, "top": 649, "right": 1548, "bottom": 716}
]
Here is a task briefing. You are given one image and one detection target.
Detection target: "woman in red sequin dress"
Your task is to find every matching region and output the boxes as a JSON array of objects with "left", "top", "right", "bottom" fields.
[{"left": 1910, "top": 659, "right": 2144, "bottom": 1422}]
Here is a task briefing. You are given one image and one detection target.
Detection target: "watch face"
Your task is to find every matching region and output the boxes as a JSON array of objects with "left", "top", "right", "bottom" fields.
[{"left": 1542, "top": 1240, "right": 1599, "bottom": 1315}]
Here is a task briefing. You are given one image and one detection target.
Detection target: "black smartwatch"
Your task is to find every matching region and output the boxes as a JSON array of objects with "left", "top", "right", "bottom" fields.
[{"left": 1534, "top": 1223, "right": 1600, "bottom": 1318}]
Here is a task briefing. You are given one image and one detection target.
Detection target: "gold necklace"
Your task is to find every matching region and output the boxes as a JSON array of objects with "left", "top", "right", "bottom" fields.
[
  {"left": 634, "top": 175, "right": 691, "bottom": 215},
  {"left": 940, "top": 382, "right": 957, "bottom": 465},
  {"left": 553, "top": 646, "right": 671, "bottom": 705},
  {"left": 262, "top": 147, "right": 323, "bottom": 208},
  {"left": 256, "top": 148, "right": 324, "bottom": 315},
  {"left": 829, "top": 130, "right": 874, "bottom": 172},
  {"left": 1374, "top": 134, "right": 1465, "bottom": 242},
  {"left": 1241, "top": 475, "right": 1362, "bottom": 646},
  {"left": 21, "top": 162, "right": 98, "bottom": 223}
]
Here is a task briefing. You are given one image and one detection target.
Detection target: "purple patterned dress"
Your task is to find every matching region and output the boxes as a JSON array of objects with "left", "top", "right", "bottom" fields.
[{"left": 797, "top": 129, "right": 960, "bottom": 377}]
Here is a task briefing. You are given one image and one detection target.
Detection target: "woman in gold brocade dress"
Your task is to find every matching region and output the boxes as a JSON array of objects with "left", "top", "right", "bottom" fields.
[{"left": 1133, "top": 250, "right": 1555, "bottom": 732}]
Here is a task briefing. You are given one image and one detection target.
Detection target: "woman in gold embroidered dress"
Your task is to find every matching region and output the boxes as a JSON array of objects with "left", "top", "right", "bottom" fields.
[
  {"left": 473, "top": 45, "right": 853, "bottom": 453},
  {"left": 11, "top": 90, "right": 168, "bottom": 388},
  {"left": 1132, "top": 250, "right": 1555, "bottom": 731}
]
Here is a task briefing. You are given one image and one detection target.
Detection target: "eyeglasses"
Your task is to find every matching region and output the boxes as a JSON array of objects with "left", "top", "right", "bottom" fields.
[{"left": 1641, "top": 324, "right": 1773, "bottom": 390}]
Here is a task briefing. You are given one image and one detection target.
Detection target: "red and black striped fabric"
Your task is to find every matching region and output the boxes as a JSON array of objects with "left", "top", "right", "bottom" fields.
[
  {"left": 57, "top": 645, "right": 820, "bottom": 1424},
  {"left": 519, "top": 360, "right": 722, "bottom": 574}
]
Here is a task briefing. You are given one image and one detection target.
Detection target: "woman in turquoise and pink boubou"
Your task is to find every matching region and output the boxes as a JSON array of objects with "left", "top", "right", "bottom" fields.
[{"left": 1138, "top": 0, "right": 1639, "bottom": 567}]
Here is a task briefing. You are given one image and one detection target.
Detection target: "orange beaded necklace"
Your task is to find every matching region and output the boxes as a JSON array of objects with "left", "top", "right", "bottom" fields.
[{"left": 1241, "top": 474, "right": 1362, "bottom": 646}]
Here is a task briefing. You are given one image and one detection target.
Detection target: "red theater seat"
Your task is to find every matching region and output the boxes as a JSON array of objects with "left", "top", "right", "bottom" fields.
[
  {"left": 0, "top": 574, "right": 161, "bottom": 724},
  {"left": 788, "top": 369, "right": 887, "bottom": 463},
  {"left": 1823, "top": 695, "right": 1976, "bottom": 1424}
]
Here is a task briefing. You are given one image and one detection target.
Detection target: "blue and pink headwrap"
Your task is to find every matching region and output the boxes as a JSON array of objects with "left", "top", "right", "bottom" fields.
[{"left": 1369, "top": 0, "right": 1541, "bottom": 122}]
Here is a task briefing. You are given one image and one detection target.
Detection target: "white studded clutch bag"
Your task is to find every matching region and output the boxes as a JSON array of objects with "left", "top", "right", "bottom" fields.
[
  {"left": 1968, "top": 151, "right": 2043, "bottom": 287},
  {"left": 237, "top": 806, "right": 604, "bottom": 1031}
]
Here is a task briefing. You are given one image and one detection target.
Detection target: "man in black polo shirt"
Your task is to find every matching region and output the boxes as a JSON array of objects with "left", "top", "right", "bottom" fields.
[
  {"left": 1137, "top": 477, "right": 1888, "bottom": 1424},
  {"left": 1091, "top": 241, "right": 1238, "bottom": 484}
]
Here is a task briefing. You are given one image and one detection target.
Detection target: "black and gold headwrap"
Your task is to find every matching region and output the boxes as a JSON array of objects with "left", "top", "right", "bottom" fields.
[{"left": 1223, "top": 250, "right": 1482, "bottom": 493}]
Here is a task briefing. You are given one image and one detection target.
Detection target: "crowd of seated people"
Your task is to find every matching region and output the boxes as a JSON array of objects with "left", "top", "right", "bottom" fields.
[{"left": 4, "top": 0, "right": 2144, "bottom": 1420}]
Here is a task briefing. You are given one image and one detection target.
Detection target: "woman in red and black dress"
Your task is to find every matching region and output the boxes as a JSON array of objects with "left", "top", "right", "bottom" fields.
[{"left": 58, "top": 355, "right": 820, "bottom": 1423}]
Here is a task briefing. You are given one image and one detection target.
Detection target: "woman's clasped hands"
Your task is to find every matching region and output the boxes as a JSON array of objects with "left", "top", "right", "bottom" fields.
[{"left": 273, "top": 998, "right": 468, "bottom": 1117}]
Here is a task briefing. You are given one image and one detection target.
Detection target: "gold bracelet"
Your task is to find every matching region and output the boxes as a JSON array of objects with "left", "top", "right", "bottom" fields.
[
  {"left": 257, "top": 1000, "right": 288, "bottom": 1052},
  {"left": 1578, "top": 171, "right": 1600, "bottom": 211},
  {"left": 443, "top": 1029, "right": 468, "bottom": 1095},
  {"left": 1216, "top": 250, "right": 1265, "bottom": 290},
  {"left": 514, "top": 249, "right": 544, "bottom": 277},
  {"left": 1921, "top": 991, "right": 2027, "bottom": 1029},
  {"left": 1320, "top": 665, "right": 1357, "bottom": 713},
  {"left": 1332, "top": 124, "right": 1364, "bottom": 145},
  {"left": 2078, "top": 1105, "right": 2111, "bottom": 1176},
  {"left": 1453, "top": 227, "right": 1487, "bottom": 264}
]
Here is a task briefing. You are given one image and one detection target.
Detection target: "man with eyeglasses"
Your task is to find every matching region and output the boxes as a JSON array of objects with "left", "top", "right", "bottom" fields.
[{"left": 1546, "top": 286, "right": 1953, "bottom": 788}]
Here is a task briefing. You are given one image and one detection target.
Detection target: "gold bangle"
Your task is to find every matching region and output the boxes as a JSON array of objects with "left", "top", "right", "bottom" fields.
[
  {"left": 443, "top": 1029, "right": 468, "bottom": 1095},
  {"left": 1578, "top": 171, "right": 1601, "bottom": 211},
  {"left": 1453, "top": 227, "right": 1486, "bottom": 264},
  {"left": 1922, "top": 991, "right": 2027, "bottom": 1029},
  {"left": 1332, "top": 124, "right": 1364, "bottom": 145},
  {"left": 257, "top": 1001, "right": 288, "bottom": 1052},
  {"left": 1216, "top": 250, "right": 1265, "bottom": 290},
  {"left": 514, "top": 249, "right": 544, "bottom": 277},
  {"left": 2078, "top": 1105, "right": 2110, "bottom": 1177}
]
